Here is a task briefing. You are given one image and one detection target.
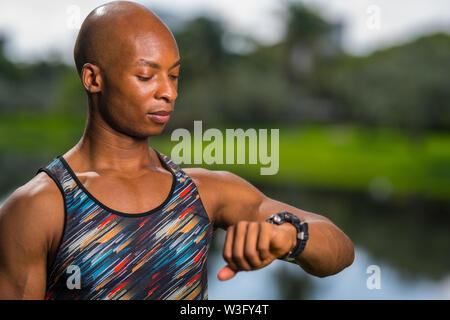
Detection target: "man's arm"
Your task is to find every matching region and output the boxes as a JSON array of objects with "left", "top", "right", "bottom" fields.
[
  {"left": 186, "top": 168, "right": 354, "bottom": 280},
  {"left": 0, "top": 173, "right": 63, "bottom": 299}
]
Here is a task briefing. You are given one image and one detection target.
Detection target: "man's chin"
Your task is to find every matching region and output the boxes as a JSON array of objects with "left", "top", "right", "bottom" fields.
[{"left": 141, "top": 125, "right": 167, "bottom": 138}]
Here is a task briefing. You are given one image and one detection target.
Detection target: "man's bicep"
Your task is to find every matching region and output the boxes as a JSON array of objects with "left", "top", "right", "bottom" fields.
[
  {"left": 0, "top": 257, "right": 47, "bottom": 299},
  {"left": 0, "top": 187, "right": 50, "bottom": 299},
  {"left": 258, "top": 196, "right": 333, "bottom": 224},
  {"left": 189, "top": 168, "right": 330, "bottom": 229},
  {"left": 198, "top": 170, "right": 331, "bottom": 229},
  {"left": 209, "top": 171, "right": 270, "bottom": 229}
]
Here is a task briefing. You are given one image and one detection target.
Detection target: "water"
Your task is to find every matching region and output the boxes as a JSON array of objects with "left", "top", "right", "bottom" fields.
[
  {"left": 205, "top": 183, "right": 450, "bottom": 300},
  {"left": 207, "top": 230, "right": 450, "bottom": 300}
]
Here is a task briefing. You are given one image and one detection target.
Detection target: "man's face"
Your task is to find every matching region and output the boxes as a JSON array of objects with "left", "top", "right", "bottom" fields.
[{"left": 97, "top": 27, "right": 180, "bottom": 138}]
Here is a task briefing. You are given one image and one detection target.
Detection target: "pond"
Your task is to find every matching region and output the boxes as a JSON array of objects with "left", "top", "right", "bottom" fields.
[
  {"left": 206, "top": 185, "right": 450, "bottom": 299},
  {"left": 208, "top": 235, "right": 449, "bottom": 299}
]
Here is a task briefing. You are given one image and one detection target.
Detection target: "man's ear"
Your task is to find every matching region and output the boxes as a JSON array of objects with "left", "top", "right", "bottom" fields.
[{"left": 81, "top": 63, "right": 102, "bottom": 93}]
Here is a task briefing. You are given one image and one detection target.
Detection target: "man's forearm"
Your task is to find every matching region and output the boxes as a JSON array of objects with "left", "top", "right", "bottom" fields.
[
  {"left": 294, "top": 219, "right": 354, "bottom": 277},
  {"left": 255, "top": 197, "right": 354, "bottom": 277}
]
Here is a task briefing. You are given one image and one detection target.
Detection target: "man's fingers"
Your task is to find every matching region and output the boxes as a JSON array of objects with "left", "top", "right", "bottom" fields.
[
  {"left": 258, "top": 222, "right": 273, "bottom": 263},
  {"left": 223, "top": 225, "right": 238, "bottom": 272},
  {"left": 232, "top": 221, "right": 252, "bottom": 271},
  {"left": 244, "top": 222, "right": 263, "bottom": 268},
  {"left": 222, "top": 221, "right": 277, "bottom": 276}
]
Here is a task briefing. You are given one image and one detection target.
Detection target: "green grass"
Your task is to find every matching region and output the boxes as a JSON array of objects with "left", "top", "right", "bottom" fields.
[
  {"left": 1, "top": 114, "right": 449, "bottom": 200},
  {"left": 275, "top": 126, "right": 450, "bottom": 199},
  {"left": 158, "top": 124, "right": 450, "bottom": 200},
  {"left": 0, "top": 112, "right": 85, "bottom": 154}
]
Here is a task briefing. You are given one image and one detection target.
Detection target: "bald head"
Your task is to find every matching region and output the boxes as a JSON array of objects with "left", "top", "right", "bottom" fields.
[{"left": 74, "top": 1, "right": 177, "bottom": 76}]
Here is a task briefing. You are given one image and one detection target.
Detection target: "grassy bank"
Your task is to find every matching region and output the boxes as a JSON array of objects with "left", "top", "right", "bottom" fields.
[{"left": 1, "top": 113, "right": 449, "bottom": 200}]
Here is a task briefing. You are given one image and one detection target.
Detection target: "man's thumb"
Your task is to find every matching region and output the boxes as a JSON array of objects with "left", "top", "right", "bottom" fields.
[{"left": 217, "top": 265, "right": 236, "bottom": 281}]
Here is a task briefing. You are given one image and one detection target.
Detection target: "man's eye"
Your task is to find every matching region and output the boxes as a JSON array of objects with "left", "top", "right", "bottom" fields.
[
  {"left": 137, "top": 75, "right": 152, "bottom": 81},
  {"left": 169, "top": 74, "right": 179, "bottom": 80}
]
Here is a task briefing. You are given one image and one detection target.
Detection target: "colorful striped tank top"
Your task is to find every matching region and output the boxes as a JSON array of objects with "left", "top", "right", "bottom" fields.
[{"left": 37, "top": 151, "right": 213, "bottom": 300}]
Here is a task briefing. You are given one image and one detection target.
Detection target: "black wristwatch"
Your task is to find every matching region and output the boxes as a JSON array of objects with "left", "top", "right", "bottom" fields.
[{"left": 265, "top": 211, "right": 309, "bottom": 262}]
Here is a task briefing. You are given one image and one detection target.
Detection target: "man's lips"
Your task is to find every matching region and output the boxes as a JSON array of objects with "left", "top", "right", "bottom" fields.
[{"left": 147, "top": 110, "right": 172, "bottom": 124}]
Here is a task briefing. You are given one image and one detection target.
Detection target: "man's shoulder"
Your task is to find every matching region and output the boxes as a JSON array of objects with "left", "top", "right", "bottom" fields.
[
  {"left": 183, "top": 168, "right": 254, "bottom": 196},
  {"left": 182, "top": 168, "right": 239, "bottom": 224},
  {"left": 183, "top": 167, "right": 257, "bottom": 190},
  {"left": 0, "top": 173, "right": 65, "bottom": 281},
  {"left": 183, "top": 168, "right": 263, "bottom": 205},
  {"left": 0, "top": 172, "right": 64, "bottom": 227},
  {"left": 183, "top": 167, "right": 239, "bottom": 184},
  {"left": 183, "top": 167, "right": 219, "bottom": 179},
  {"left": 182, "top": 168, "right": 266, "bottom": 228}
]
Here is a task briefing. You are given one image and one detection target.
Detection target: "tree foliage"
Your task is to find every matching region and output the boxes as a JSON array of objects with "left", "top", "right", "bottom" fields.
[{"left": 0, "top": 4, "right": 448, "bottom": 133}]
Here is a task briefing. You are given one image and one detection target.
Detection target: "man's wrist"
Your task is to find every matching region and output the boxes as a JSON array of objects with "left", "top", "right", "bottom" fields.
[
  {"left": 279, "top": 222, "right": 297, "bottom": 256},
  {"left": 265, "top": 211, "right": 309, "bottom": 262}
]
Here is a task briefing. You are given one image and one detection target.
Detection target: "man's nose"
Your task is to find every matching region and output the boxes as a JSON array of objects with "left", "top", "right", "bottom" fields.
[{"left": 155, "top": 75, "right": 177, "bottom": 102}]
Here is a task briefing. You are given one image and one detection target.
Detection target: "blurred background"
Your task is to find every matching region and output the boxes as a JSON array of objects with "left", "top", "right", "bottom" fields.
[{"left": 0, "top": 0, "right": 449, "bottom": 299}]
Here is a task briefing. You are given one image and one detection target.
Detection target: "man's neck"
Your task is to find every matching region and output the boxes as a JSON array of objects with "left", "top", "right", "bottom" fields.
[{"left": 68, "top": 116, "right": 157, "bottom": 172}]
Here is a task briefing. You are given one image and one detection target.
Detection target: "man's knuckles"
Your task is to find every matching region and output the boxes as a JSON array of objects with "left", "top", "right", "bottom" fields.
[{"left": 223, "top": 220, "right": 283, "bottom": 271}]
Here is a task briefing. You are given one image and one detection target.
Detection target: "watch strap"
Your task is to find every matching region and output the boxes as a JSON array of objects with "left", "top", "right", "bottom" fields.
[{"left": 265, "top": 211, "right": 309, "bottom": 262}]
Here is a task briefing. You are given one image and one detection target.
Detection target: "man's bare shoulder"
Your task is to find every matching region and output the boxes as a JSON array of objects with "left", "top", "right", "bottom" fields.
[
  {"left": 0, "top": 172, "right": 64, "bottom": 245},
  {"left": 183, "top": 168, "right": 265, "bottom": 226},
  {"left": 183, "top": 168, "right": 254, "bottom": 198},
  {"left": 183, "top": 167, "right": 235, "bottom": 185},
  {"left": 183, "top": 167, "right": 263, "bottom": 196},
  {"left": 1, "top": 172, "right": 63, "bottom": 214}
]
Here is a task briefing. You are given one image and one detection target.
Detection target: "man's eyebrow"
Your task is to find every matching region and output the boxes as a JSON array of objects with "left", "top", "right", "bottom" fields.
[
  {"left": 170, "top": 59, "right": 181, "bottom": 69},
  {"left": 135, "top": 59, "right": 181, "bottom": 70}
]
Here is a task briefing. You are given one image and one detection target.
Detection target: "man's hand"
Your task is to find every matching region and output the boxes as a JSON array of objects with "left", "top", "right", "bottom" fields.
[{"left": 217, "top": 220, "right": 297, "bottom": 281}]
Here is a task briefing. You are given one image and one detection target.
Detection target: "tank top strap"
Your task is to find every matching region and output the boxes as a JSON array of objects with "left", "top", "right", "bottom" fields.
[
  {"left": 38, "top": 152, "right": 185, "bottom": 197},
  {"left": 154, "top": 150, "right": 210, "bottom": 222},
  {"left": 154, "top": 149, "right": 189, "bottom": 181},
  {"left": 36, "top": 156, "right": 77, "bottom": 198}
]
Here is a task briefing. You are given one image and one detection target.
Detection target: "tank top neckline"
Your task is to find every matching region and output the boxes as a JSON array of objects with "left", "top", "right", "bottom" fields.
[{"left": 57, "top": 150, "right": 178, "bottom": 218}]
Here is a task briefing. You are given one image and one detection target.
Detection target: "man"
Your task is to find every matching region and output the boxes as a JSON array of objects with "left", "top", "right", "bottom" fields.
[{"left": 0, "top": 1, "right": 354, "bottom": 300}]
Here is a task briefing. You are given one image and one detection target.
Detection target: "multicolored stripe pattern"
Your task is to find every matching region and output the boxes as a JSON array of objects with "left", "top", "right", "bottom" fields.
[{"left": 38, "top": 151, "right": 213, "bottom": 300}]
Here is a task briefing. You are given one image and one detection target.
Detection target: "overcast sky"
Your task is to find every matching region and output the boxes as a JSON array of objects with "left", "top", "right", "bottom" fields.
[{"left": 0, "top": 0, "right": 449, "bottom": 63}]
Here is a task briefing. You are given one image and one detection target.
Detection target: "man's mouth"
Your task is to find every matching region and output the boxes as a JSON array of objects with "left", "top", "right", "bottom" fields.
[{"left": 147, "top": 110, "right": 171, "bottom": 124}]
